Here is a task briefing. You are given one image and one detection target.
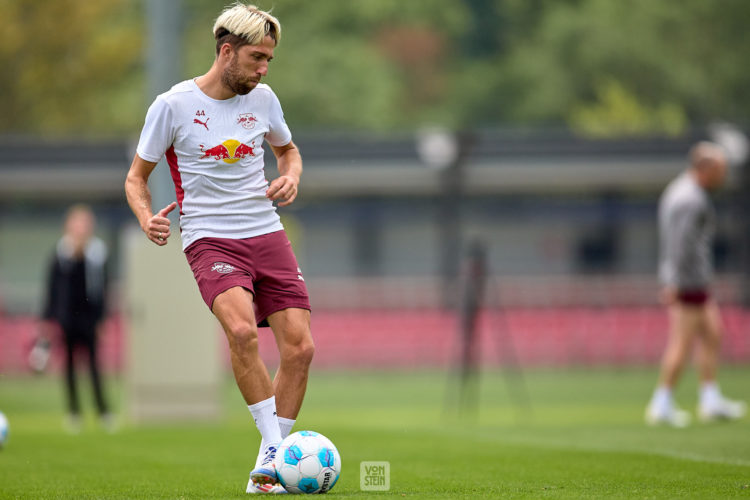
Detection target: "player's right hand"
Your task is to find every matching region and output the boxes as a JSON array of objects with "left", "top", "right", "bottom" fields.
[{"left": 144, "top": 202, "right": 177, "bottom": 246}]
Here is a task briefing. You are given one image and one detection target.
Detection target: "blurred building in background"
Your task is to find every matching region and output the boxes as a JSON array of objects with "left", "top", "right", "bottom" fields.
[
  {"left": 1, "top": 128, "right": 748, "bottom": 372},
  {"left": 1, "top": 0, "right": 749, "bottom": 373}
]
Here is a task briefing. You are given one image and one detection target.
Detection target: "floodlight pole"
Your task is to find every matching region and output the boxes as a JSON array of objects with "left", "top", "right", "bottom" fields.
[
  {"left": 457, "top": 239, "right": 487, "bottom": 415},
  {"left": 126, "top": 0, "right": 221, "bottom": 424},
  {"left": 739, "top": 157, "right": 750, "bottom": 306},
  {"left": 146, "top": 0, "right": 182, "bottom": 216},
  {"left": 417, "top": 129, "right": 474, "bottom": 308},
  {"left": 709, "top": 123, "right": 750, "bottom": 307}
]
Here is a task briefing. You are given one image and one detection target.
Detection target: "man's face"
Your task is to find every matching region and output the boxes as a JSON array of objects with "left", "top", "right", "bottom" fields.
[
  {"left": 708, "top": 158, "right": 728, "bottom": 190},
  {"left": 221, "top": 35, "right": 275, "bottom": 95},
  {"left": 65, "top": 210, "right": 94, "bottom": 247}
]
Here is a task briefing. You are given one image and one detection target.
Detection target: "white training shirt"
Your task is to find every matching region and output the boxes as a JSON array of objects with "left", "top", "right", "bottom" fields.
[{"left": 136, "top": 79, "right": 291, "bottom": 250}]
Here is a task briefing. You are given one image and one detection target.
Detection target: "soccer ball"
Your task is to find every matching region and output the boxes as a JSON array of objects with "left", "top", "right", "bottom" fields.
[
  {"left": 273, "top": 430, "right": 341, "bottom": 494},
  {"left": 0, "top": 411, "right": 9, "bottom": 448}
]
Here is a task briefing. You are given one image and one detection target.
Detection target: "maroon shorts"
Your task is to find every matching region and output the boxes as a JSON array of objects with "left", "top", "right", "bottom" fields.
[
  {"left": 184, "top": 230, "right": 310, "bottom": 327},
  {"left": 677, "top": 289, "right": 709, "bottom": 306}
]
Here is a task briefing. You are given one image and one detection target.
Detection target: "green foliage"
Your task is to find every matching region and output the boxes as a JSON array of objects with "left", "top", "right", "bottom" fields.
[
  {"left": 1, "top": 0, "right": 748, "bottom": 136},
  {"left": 0, "top": 0, "right": 143, "bottom": 135},
  {"left": 569, "top": 79, "right": 687, "bottom": 137},
  {"left": 498, "top": 0, "right": 750, "bottom": 134}
]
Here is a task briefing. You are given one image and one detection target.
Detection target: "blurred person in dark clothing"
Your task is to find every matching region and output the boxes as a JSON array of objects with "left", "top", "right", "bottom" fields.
[{"left": 41, "top": 204, "right": 113, "bottom": 433}]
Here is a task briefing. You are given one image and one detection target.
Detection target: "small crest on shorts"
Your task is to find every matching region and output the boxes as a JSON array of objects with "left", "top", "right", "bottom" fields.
[{"left": 211, "top": 262, "right": 235, "bottom": 274}]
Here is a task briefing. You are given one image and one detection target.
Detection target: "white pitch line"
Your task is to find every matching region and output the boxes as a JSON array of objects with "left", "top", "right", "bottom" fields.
[
  {"left": 518, "top": 436, "right": 750, "bottom": 467},
  {"left": 453, "top": 429, "right": 750, "bottom": 468}
]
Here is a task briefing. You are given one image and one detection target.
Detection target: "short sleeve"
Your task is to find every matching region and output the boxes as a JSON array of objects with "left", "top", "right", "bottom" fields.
[
  {"left": 136, "top": 97, "right": 176, "bottom": 163},
  {"left": 264, "top": 90, "right": 292, "bottom": 147}
]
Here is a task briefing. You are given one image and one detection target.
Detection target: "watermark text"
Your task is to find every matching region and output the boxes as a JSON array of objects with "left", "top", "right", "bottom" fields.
[{"left": 360, "top": 461, "right": 390, "bottom": 491}]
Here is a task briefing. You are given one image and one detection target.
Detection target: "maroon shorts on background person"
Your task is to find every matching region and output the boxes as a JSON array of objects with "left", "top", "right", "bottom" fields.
[
  {"left": 677, "top": 289, "right": 709, "bottom": 306},
  {"left": 184, "top": 230, "right": 310, "bottom": 327}
]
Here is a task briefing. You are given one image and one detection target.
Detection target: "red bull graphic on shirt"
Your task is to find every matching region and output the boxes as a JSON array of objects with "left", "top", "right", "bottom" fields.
[{"left": 199, "top": 140, "right": 256, "bottom": 164}]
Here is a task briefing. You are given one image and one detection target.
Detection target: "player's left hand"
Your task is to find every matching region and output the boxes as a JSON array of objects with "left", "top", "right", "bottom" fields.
[{"left": 266, "top": 175, "right": 299, "bottom": 207}]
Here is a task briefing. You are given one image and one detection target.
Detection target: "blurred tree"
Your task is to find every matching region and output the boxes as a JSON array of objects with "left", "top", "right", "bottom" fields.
[
  {"left": 0, "top": 0, "right": 143, "bottom": 135},
  {"left": 569, "top": 79, "right": 686, "bottom": 137},
  {"left": 497, "top": 0, "right": 750, "bottom": 134},
  {"left": 252, "top": 0, "right": 470, "bottom": 130},
  {"left": 179, "top": 0, "right": 470, "bottom": 130},
  {"left": 1, "top": 0, "right": 748, "bottom": 135}
]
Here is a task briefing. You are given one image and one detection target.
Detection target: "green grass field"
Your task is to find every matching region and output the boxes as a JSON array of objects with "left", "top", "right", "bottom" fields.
[{"left": 1, "top": 367, "right": 749, "bottom": 499}]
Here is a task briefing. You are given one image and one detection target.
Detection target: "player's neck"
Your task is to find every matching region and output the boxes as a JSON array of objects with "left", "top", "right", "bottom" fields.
[{"left": 195, "top": 67, "right": 236, "bottom": 101}]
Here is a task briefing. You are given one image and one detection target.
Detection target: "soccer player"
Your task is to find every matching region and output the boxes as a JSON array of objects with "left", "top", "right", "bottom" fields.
[
  {"left": 645, "top": 142, "right": 746, "bottom": 427},
  {"left": 124, "top": 4, "right": 313, "bottom": 493}
]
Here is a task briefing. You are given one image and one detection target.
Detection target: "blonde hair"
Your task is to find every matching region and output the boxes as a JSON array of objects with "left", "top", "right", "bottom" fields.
[{"left": 213, "top": 3, "right": 281, "bottom": 49}]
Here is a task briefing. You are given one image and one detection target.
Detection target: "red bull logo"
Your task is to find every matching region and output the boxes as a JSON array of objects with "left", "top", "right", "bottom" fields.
[{"left": 199, "top": 139, "right": 255, "bottom": 164}]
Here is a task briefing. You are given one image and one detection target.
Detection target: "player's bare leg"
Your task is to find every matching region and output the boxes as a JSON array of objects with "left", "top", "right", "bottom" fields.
[
  {"left": 658, "top": 304, "right": 699, "bottom": 388},
  {"left": 268, "top": 307, "right": 314, "bottom": 421},
  {"left": 696, "top": 303, "right": 720, "bottom": 384},
  {"left": 646, "top": 304, "right": 697, "bottom": 427},
  {"left": 213, "top": 286, "right": 274, "bottom": 405},
  {"left": 696, "top": 301, "right": 746, "bottom": 421},
  {"left": 245, "top": 307, "right": 314, "bottom": 492},
  {"left": 212, "top": 286, "right": 281, "bottom": 486}
]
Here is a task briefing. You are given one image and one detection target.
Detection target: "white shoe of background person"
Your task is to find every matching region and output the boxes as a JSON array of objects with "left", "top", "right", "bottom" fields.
[
  {"left": 100, "top": 413, "right": 118, "bottom": 434},
  {"left": 28, "top": 336, "right": 51, "bottom": 374},
  {"left": 645, "top": 403, "right": 691, "bottom": 428},
  {"left": 698, "top": 397, "right": 747, "bottom": 422},
  {"left": 63, "top": 414, "right": 82, "bottom": 435}
]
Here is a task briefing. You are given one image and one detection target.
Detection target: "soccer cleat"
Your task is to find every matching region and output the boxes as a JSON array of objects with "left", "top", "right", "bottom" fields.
[
  {"left": 250, "top": 443, "right": 279, "bottom": 486},
  {"left": 645, "top": 404, "right": 691, "bottom": 428},
  {"left": 698, "top": 397, "right": 747, "bottom": 422},
  {"left": 246, "top": 481, "right": 287, "bottom": 494}
]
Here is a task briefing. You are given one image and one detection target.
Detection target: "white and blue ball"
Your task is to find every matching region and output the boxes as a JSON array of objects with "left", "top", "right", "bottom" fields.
[
  {"left": 273, "top": 430, "right": 341, "bottom": 494},
  {"left": 0, "top": 411, "right": 8, "bottom": 448}
]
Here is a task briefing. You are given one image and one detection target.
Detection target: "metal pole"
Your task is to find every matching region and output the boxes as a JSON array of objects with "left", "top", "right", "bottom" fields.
[
  {"left": 145, "top": 0, "right": 182, "bottom": 215},
  {"left": 438, "top": 132, "right": 473, "bottom": 308}
]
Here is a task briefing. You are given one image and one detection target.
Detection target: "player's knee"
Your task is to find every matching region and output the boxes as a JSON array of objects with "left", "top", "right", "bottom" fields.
[
  {"left": 705, "top": 327, "right": 722, "bottom": 348},
  {"left": 297, "top": 339, "right": 315, "bottom": 366},
  {"left": 225, "top": 321, "right": 259, "bottom": 353},
  {"left": 282, "top": 335, "right": 315, "bottom": 368}
]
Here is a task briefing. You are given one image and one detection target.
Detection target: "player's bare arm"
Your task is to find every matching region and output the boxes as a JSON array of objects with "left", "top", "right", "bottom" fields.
[
  {"left": 124, "top": 154, "right": 177, "bottom": 246},
  {"left": 266, "top": 141, "right": 302, "bottom": 207}
]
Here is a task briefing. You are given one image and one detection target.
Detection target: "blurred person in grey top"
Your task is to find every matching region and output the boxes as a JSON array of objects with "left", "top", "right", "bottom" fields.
[
  {"left": 646, "top": 142, "right": 746, "bottom": 427},
  {"left": 658, "top": 158, "right": 715, "bottom": 294}
]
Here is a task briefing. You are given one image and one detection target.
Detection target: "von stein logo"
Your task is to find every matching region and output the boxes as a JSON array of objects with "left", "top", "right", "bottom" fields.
[
  {"left": 360, "top": 461, "right": 390, "bottom": 491},
  {"left": 211, "top": 262, "right": 235, "bottom": 274}
]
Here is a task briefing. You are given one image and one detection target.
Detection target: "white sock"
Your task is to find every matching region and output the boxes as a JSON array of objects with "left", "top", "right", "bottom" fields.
[
  {"left": 255, "top": 416, "right": 296, "bottom": 468},
  {"left": 700, "top": 381, "right": 721, "bottom": 407},
  {"left": 651, "top": 386, "right": 672, "bottom": 411},
  {"left": 248, "top": 396, "right": 282, "bottom": 448},
  {"left": 278, "top": 417, "right": 296, "bottom": 439}
]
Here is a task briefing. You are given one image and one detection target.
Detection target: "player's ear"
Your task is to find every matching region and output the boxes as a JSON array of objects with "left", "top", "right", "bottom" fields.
[{"left": 219, "top": 42, "right": 234, "bottom": 60}]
